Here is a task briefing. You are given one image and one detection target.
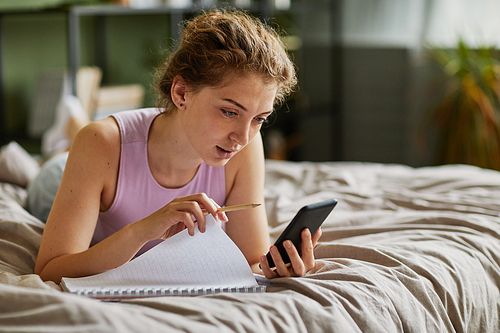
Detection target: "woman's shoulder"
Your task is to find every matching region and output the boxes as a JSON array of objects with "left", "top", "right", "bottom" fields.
[
  {"left": 78, "top": 117, "right": 120, "bottom": 146},
  {"left": 111, "top": 108, "right": 161, "bottom": 143},
  {"left": 111, "top": 107, "right": 161, "bottom": 119},
  {"left": 66, "top": 117, "right": 121, "bottom": 207},
  {"left": 70, "top": 117, "right": 121, "bottom": 164}
]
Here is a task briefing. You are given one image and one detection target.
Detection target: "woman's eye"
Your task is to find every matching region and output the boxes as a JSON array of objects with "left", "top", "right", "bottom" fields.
[
  {"left": 222, "top": 110, "right": 237, "bottom": 117},
  {"left": 255, "top": 117, "right": 268, "bottom": 124}
]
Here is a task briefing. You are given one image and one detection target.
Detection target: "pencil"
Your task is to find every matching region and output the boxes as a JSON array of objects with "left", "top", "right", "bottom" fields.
[
  {"left": 200, "top": 203, "right": 260, "bottom": 216},
  {"left": 217, "top": 203, "right": 261, "bottom": 213}
]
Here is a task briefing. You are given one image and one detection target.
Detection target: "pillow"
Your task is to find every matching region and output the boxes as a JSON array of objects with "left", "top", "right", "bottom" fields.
[{"left": 0, "top": 141, "right": 40, "bottom": 188}]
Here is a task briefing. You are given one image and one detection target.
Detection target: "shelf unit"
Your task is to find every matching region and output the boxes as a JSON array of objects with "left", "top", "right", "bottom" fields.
[
  {"left": 0, "top": 1, "right": 343, "bottom": 161},
  {"left": 67, "top": 4, "right": 189, "bottom": 94},
  {"left": 0, "top": 7, "right": 65, "bottom": 142},
  {"left": 0, "top": 2, "right": 276, "bottom": 142}
]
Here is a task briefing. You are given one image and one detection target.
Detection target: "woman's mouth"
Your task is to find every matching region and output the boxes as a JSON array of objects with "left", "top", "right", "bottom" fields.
[{"left": 217, "top": 146, "right": 236, "bottom": 159}]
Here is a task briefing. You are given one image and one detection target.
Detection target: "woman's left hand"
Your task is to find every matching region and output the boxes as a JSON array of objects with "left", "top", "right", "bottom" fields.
[{"left": 259, "top": 227, "right": 322, "bottom": 278}]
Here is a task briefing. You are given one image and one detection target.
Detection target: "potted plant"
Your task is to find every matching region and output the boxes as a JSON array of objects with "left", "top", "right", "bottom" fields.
[{"left": 423, "top": 39, "right": 500, "bottom": 171}]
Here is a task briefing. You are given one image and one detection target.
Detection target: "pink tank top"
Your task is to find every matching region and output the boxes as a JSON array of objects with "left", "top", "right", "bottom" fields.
[{"left": 93, "top": 108, "right": 226, "bottom": 255}]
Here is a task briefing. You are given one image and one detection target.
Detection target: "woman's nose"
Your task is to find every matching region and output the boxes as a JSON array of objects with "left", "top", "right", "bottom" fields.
[{"left": 230, "top": 122, "right": 252, "bottom": 146}]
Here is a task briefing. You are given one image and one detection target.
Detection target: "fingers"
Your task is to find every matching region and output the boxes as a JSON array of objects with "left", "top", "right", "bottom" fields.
[
  {"left": 207, "top": 198, "right": 228, "bottom": 223},
  {"left": 143, "top": 193, "right": 226, "bottom": 241},
  {"left": 281, "top": 241, "right": 305, "bottom": 277},
  {"left": 218, "top": 211, "right": 229, "bottom": 223},
  {"left": 172, "top": 193, "right": 219, "bottom": 234},
  {"left": 262, "top": 228, "right": 317, "bottom": 279},
  {"left": 259, "top": 253, "right": 278, "bottom": 279},
  {"left": 201, "top": 201, "right": 228, "bottom": 222},
  {"left": 271, "top": 245, "right": 293, "bottom": 277},
  {"left": 260, "top": 242, "right": 300, "bottom": 278},
  {"left": 171, "top": 201, "right": 205, "bottom": 235},
  {"left": 167, "top": 207, "right": 197, "bottom": 236},
  {"left": 300, "top": 228, "right": 316, "bottom": 271},
  {"left": 311, "top": 227, "right": 322, "bottom": 247}
]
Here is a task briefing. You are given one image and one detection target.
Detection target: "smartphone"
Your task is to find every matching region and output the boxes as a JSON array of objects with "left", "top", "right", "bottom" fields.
[{"left": 266, "top": 199, "right": 338, "bottom": 268}]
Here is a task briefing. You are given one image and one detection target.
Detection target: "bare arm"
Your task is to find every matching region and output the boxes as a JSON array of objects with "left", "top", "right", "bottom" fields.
[
  {"left": 35, "top": 119, "right": 220, "bottom": 284},
  {"left": 34, "top": 120, "right": 149, "bottom": 283},
  {"left": 225, "top": 134, "right": 321, "bottom": 278},
  {"left": 224, "top": 134, "right": 270, "bottom": 272}
]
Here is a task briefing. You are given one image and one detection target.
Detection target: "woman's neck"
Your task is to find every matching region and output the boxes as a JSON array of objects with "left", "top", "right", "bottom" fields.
[{"left": 147, "top": 113, "right": 202, "bottom": 189}]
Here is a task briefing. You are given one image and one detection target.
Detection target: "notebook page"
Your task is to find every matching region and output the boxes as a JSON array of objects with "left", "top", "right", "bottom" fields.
[{"left": 63, "top": 215, "right": 257, "bottom": 290}]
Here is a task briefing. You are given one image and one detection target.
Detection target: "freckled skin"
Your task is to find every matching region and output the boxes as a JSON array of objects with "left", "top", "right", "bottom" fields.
[{"left": 34, "top": 74, "right": 319, "bottom": 283}]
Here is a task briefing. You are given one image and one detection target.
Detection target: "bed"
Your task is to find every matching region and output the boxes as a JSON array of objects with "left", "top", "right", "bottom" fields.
[{"left": 1, "top": 155, "right": 500, "bottom": 332}]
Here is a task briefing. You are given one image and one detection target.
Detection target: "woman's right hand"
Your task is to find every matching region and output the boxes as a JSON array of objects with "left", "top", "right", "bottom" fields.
[{"left": 137, "top": 193, "right": 228, "bottom": 241}]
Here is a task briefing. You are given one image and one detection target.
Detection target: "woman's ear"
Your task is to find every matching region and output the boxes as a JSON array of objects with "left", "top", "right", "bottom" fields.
[{"left": 171, "top": 76, "right": 187, "bottom": 109}]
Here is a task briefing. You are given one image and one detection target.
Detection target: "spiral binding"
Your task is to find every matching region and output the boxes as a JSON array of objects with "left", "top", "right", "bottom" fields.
[{"left": 75, "top": 285, "right": 266, "bottom": 300}]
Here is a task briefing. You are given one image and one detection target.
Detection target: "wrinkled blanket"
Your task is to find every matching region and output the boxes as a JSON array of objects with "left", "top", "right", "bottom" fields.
[{"left": 1, "top": 161, "right": 500, "bottom": 332}]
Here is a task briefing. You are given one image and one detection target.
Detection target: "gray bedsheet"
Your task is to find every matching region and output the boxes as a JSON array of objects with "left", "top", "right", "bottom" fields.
[{"left": 1, "top": 161, "right": 499, "bottom": 332}]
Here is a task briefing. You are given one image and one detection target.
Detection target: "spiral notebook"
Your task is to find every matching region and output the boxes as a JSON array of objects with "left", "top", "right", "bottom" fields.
[{"left": 60, "top": 215, "right": 266, "bottom": 300}]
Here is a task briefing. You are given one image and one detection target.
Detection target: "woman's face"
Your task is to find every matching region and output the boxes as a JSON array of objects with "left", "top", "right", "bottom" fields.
[{"left": 181, "top": 74, "right": 277, "bottom": 167}]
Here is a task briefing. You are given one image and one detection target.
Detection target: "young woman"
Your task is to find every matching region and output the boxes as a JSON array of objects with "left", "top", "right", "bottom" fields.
[{"left": 34, "top": 9, "right": 322, "bottom": 284}]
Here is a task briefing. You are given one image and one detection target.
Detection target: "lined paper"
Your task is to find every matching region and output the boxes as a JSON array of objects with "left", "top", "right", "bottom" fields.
[{"left": 62, "top": 215, "right": 258, "bottom": 291}]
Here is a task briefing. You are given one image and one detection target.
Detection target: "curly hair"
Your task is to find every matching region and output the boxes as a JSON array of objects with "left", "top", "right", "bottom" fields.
[{"left": 156, "top": 9, "right": 297, "bottom": 114}]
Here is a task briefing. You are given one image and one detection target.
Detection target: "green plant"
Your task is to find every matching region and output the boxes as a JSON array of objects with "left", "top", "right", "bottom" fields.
[{"left": 425, "top": 39, "right": 500, "bottom": 170}]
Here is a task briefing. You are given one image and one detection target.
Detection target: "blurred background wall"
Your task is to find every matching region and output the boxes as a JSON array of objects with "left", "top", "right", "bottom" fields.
[{"left": 1, "top": 0, "right": 500, "bottom": 167}]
